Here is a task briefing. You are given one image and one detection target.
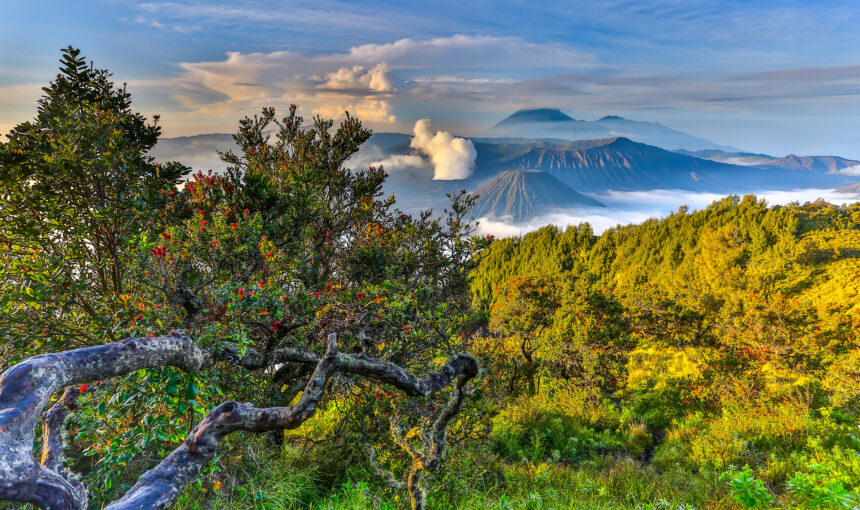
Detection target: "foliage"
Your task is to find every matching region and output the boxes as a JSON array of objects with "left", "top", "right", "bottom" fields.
[
  {"left": 0, "top": 46, "right": 188, "bottom": 365},
  {"left": 720, "top": 465, "right": 773, "bottom": 509},
  {"left": 0, "top": 48, "right": 486, "bottom": 508}
]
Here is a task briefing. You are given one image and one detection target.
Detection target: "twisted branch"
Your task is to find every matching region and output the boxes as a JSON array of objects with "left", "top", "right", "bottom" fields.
[{"left": 0, "top": 331, "right": 478, "bottom": 509}]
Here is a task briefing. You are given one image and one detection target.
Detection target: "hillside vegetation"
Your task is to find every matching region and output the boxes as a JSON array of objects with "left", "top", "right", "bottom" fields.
[
  {"left": 171, "top": 197, "right": 860, "bottom": 509},
  {"left": 464, "top": 196, "right": 860, "bottom": 509}
]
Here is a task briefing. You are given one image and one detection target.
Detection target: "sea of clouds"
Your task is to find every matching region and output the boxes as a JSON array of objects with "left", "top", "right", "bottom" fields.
[{"left": 477, "top": 188, "right": 860, "bottom": 237}]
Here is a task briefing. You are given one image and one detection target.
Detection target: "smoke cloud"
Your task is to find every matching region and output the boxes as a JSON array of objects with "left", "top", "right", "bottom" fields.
[{"left": 409, "top": 119, "right": 477, "bottom": 180}]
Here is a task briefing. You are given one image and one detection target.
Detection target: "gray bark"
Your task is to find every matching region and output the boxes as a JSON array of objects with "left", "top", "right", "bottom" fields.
[{"left": 0, "top": 331, "right": 478, "bottom": 509}]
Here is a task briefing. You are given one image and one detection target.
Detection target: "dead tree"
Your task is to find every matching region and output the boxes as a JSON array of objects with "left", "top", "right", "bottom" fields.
[{"left": 0, "top": 331, "right": 477, "bottom": 509}]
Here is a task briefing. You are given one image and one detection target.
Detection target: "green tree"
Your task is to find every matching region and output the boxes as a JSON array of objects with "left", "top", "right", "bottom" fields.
[{"left": 0, "top": 46, "right": 188, "bottom": 363}]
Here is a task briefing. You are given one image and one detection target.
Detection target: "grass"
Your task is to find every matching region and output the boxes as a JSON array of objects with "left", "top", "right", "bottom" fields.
[{"left": 170, "top": 435, "right": 736, "bottom": 510}]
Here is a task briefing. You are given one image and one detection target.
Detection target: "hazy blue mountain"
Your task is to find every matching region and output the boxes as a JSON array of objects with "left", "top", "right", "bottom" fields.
[
  {"left": 492, "top": 108, "right": 578, "bottom": 125},
  {"left": 677, "top": 149, "right": 860, "bottom": 173},
  {"left": 485, "top": 108, "right": 738, "bottom": 151},
  {"left": 471, "top": 170, "right": 604, "bottom": 222},
  {"left": 472, "top": 137, "right": 778, "bottom": 192},
  {"left": 755, "top": 154, "right": 860, "bottom": 173},
  {"left": 151, "top": 126, "right": 855, "bottom": 226}
]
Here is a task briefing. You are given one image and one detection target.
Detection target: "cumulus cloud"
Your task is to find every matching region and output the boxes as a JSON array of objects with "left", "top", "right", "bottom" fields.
[
  {"left": 838, "top": 164, "right": 860, "bottom": 176},
  {"left": 106, "top": 34, "right": 599, "bottom": 136},
  {"left": 409, "top": 119, "right": 476, "bottom": 180},
  {"left": 313, "top": 99, "right": 396, "bottom": 124},
  {"left": 319, "top": 63, "right": 393, "bottom": 92}
]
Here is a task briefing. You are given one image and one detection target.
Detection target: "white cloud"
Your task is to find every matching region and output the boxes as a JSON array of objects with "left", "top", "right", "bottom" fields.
[
  {"left": 111, "top": 34, "right": 596, "bottom": 136},
  {"left": 319, "top": 63, "right": 393, "bottom": 92},
  {"left": 409, "top": 119, "right": 476, "bottom": 180},
  {"left": 313, "top": 99, "right": 396, "bottom": 124},
  {"left": 838, "top": 164, "right": 860, "bottom": 176},
  {"left": 338, "top": 35, "right": 594, "bottom": 69},
  {"left": 477, "top": 188, "right": 860, "bottom": 238}
]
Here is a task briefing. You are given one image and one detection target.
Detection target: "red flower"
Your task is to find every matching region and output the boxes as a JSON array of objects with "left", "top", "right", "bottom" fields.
[
  {"left": 231, "top": 223, "right": 238, "bottom": 229},
  {"left": 243, "top": 208, "right": 250, "bottom": 215},
  {"left": 357, "top": 292, "right": 365, "bottom": 299},
  {"left": 79, "top": 383, "right": 88, "bottom": 393},
  {"left": 403, "top": 326, "right": 409, "bottom": 331}
]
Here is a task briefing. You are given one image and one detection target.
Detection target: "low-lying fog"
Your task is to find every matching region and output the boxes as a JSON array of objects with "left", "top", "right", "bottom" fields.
[{"left": 477, "top": 188, "right": 860, "bottom": 238}]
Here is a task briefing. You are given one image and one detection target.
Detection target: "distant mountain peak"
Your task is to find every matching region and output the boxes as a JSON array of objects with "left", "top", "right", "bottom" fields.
[
  {"left": 485, "top": 108, "right": 739, "bottom": 152},
  {"left": 499, "top": 108, "right": 577, "bottom": 124}
]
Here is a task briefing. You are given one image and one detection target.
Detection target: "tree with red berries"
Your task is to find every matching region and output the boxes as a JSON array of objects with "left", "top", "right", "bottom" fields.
[{"left": 0, "top": 49, "right": 487, "bottom": 510}]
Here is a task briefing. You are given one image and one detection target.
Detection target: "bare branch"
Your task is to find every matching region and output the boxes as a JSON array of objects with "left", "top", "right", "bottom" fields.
[
  {"left": 224, "top": 343, "right": 478, "bottom": 397},
  {"left": 0, "top": 331, "right": 210, "bottom": 509},
  {"left": 102, "top": 333, "right": 340, "bottom": 510},
  {"left": 0, "top": 331, "right": 478, "bottom": 509}
]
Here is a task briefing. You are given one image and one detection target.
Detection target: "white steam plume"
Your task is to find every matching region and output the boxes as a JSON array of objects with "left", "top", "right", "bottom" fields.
[{"left": 409, "top": 119, "right": 477, "bottom": 180}]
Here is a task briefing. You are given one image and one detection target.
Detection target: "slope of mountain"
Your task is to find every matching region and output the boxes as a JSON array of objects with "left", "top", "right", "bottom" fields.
[
  {"left": 485, "top": 108, "right": 737, "bottom": 151},
  {"left": 471, "top": 170, "right": 604, "bottom": 222},
  {"left": 837, "top": 182, "right": 860, "bottom": 194},
  {"left": 473, "top": 137, "right": 773, "bottom": 192}
]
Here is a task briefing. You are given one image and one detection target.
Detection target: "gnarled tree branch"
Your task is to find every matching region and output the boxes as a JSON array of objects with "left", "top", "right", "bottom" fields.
[
  {"left": 0, "top": 331, "right": 479, "bottom": 510},
  {"left": 223, "top": 343, "right": 478, "bottom": 397},
  {"left": 102, "top": 333, "right": 340, "bottom": 510}
]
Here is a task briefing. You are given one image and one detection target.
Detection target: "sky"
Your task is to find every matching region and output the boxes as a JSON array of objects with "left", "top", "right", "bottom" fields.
[{"left": 2, "top": 0, "right": 860, "bottom": 158}]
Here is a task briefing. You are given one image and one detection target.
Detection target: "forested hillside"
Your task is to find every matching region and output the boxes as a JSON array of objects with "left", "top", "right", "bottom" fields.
[{"left": 466, "top": 196, "right": 860, "bottom": 508}]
